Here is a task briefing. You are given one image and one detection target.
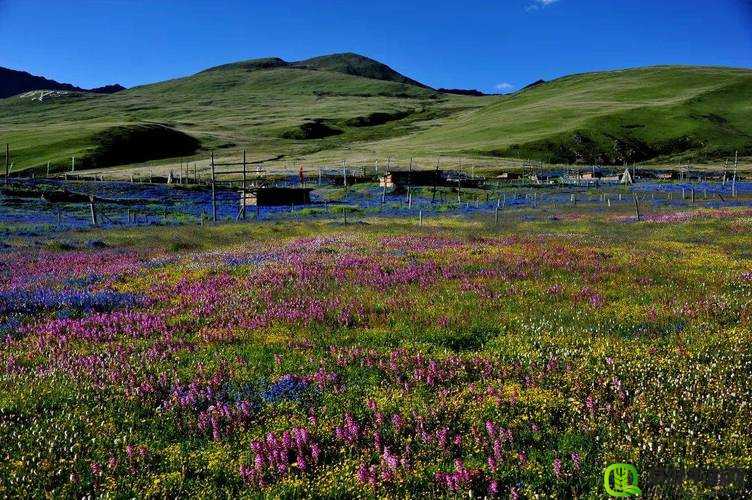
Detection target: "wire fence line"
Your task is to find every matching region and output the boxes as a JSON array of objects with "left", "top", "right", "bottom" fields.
[
  {"left": 2, "top": 172, "right": 751, "bottom": 232},
  {"left": 2, "top": 148, "right": 750, "bottom": 230}
]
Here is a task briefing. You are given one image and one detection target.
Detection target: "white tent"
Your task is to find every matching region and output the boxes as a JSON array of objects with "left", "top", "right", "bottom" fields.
[{"left": 620, "top": 168, "right": 633, "bottom": 185}]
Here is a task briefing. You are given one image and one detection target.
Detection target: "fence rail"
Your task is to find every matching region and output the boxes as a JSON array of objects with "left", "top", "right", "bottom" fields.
[{"left": 1, "top": 146, "right": 749, "bottom": 230}]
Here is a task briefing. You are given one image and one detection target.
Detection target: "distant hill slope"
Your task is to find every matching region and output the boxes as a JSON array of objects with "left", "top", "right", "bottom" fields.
[
  {"left": 0, "top": 66, "right": 125, "bottom": 99},
  {"left": 89, "top": 84, "right": 126, "bottom": 94},
  {"left": 438, "top": 88, "right": 486, "bottom": 97},
  {"left": 0, "top": 57, "right": 750, "bottom": 172},
  {"left": 293, "top": 53, "right": 430, "bottom": 89},
  {"left": 202, "top": 53, "right": 430, "bottom": 89},
  {"left": 375, "top": 65, "right": 752, "bottom": 164},
  {"left": 0, "top": 67, "right": 83, "bottom": 99},
  {"left": 0, "top": 54, "right": 454, "bottom": 171}
]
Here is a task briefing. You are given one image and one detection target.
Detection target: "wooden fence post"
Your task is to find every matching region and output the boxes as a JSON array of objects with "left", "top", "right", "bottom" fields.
[
  {"left": 633, "top": 194, "right": 641, "bottom": 221},
  {"left": 241, "top": 149, "right": 247, "bottom": 220},
  {"left": 210, "top": 152, "right": 217, "bottom": 222},
  {"left": 432, "top": 158, "right": 439, "bottom": 204},
  {"left": 89, "top": 195, "right": 98, "bottom": 226},
  {"left": 732, "top": 150, "right": 738, "bottom": 198},
  {"left": 4, "top": 143, "right": 9, "bottom": 184}
]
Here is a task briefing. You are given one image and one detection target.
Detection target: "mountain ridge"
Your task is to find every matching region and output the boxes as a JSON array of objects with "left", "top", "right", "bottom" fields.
[
  {"left": 200, "top": 52, "right": 430, "bottom": 89},
  {"left": 0, "top": 66, "right": 125, "bottom": 99},
  {"left": 0, "top": 54, "right": 750, "bottom": 171}
]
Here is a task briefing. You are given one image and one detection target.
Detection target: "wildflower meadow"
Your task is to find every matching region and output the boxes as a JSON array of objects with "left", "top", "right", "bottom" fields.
[{"left": 1, "top": 212, "right": 751, "bottom": 497}]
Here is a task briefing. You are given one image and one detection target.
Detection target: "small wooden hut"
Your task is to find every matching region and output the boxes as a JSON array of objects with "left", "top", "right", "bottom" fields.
[
  {"left": 240, "top": 187, "right": 313, "bottom": 207},
  {"left": 379, "top": 169, "right": 484, "bottom": 192},
  {"left": 379, "top": 170, "right": 440, "bottom": 191}
]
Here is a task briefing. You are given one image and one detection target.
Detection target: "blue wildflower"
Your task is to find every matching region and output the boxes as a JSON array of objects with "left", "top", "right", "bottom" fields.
[
  {"left": 262, "top": 375, "right": 310, "bottom": 403},
  {"left": 224, "top": 255, "right": 269, "bottom": 267},
  {"left": 0, "top": 289, "right": 144, "bottom": 314},
  {"left": 0, "top": 317, "right": 21, "bottom": 338},
  {"left": 65, "top": 274, "right": 102, "bottom": 288}
]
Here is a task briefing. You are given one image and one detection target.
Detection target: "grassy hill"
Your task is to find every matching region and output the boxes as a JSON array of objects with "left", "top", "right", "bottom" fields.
[
  {"left": 0, "top": 55, "right": 750, "bottom": 173},
  {"left": 0, "top": 55, "right": 468, "bottom": 172},
  {"left": 0, "top": 67, "right": 88, "bottom": 99},
  {"left": 376, "top": 65, "right": 752, "bottom": 165},
  {"left": 202, "top": 53, "right": 430, "bottom": 89},
  {"left": 0, "top": 66, "right": 124, "bottom": 99}
]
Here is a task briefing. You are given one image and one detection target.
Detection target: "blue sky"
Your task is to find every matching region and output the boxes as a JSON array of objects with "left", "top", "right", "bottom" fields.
[{"left": 0, "top": 0, "right": 750, "bottom": 92}]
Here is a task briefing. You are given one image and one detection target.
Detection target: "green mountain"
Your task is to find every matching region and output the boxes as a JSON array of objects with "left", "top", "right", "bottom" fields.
[
  {"left": 0, "top": 67, "right": 83, "bottom": 99},
  {"left": 0, "top": 66, "right": 124, "bottom": 99},
  {"left": 0, "top": 54, "right": 749, "bottom": 173},
  {"left": 292, "top": 53, "right": 430, "bottom": 89},
  {"left": 201, "top": 53, "right": 430, "bottom": 89},
  {"left": 379, "top": 65, "right": 752, "bottom": 165}
]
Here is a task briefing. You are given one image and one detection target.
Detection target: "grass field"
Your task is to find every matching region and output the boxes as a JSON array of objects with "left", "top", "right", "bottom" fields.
[
  {"left": 1, "top": 54, "right": 750, "bottom": 175},
  {"left": 1, "top": 208, "right": 751, "bottom": 497}
]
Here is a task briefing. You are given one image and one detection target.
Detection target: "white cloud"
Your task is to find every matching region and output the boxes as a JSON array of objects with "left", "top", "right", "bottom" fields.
[
  {"left": 526, "top": 0, "right": 560, "bottom": 11},
  {"left": 494, "top": 82, "right": 515, "bottom": 92}
]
